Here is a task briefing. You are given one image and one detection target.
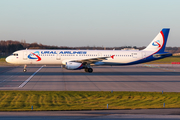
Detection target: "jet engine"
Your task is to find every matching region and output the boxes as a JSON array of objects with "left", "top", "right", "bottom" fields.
[{"left": 65, "top": 62, "right": 83, "bottom": 70}]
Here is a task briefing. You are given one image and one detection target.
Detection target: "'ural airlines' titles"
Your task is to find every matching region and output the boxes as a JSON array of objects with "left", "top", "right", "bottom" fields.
[{"left": 41, "top": 51, "right": 87, "bottom": 54}]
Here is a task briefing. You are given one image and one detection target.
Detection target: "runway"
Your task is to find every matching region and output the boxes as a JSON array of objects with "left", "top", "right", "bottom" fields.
[
  {"left": 0, "top": 64, "right": 180, "bottom": 92},
  {"left": 1, "top": 64, "right": 180, "bottom": 119},
  {"left": 1, "top": 109, "right": 180, "bottom": 120}
]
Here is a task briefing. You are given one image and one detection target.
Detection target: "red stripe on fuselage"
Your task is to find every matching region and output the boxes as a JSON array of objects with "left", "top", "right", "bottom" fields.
[{"left": 32, "top": 53, "right": 41, "bottom": 61}]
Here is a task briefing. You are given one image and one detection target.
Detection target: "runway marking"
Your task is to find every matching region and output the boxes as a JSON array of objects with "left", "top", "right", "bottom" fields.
[
  {"left": 0, "top": 69, "right": 20, "bottom": 84},
  {"left": 0, "top": 75, "right": 14, "bottom": 83},
  {"left": 19, "top": 66, "right": 44, "bottom": 88}
]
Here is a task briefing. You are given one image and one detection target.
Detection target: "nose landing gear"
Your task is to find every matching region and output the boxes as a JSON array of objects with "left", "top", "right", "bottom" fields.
[{"left": 23, "top": 65, "right": 27, "bottom": 72}]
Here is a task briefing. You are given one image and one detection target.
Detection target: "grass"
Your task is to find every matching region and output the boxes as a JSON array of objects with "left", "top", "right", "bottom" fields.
[
  {"left": 145, "top": 56, "right": 180, "bottom": 64},
  {"left": 0, "top": 57, "right": 6, "bottom": 62},
  {"left": 0, "top": 57, "right": 8, "bottom": 65},
  {"left": 0, "top": 91, "right": 180, "bottom": 111}
]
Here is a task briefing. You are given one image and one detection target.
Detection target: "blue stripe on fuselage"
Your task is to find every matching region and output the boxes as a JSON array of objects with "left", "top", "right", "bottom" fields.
[{"left": 125, "top": 52, "right": 172, "bottom": 65}]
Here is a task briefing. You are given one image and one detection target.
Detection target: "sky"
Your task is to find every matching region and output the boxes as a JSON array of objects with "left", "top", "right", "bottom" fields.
[{"left": 0, "top": 0, "right": 180, "bottom": 47}]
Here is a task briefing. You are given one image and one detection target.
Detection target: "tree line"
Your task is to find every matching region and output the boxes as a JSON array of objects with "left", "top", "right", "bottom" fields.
[{"left": 0, "top": 40, "right": 179, "bottom": 56}]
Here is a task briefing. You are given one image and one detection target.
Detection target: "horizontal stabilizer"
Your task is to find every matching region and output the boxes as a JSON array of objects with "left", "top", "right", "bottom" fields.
[{"left": 153, "top": 53, "right": 172, "bottom": 58}]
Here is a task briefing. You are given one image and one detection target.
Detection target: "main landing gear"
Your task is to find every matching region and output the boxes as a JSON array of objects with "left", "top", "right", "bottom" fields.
[
  {"left": 23, "top": 65, "right": 27, "bottom": 72},
  {"left": 84, "top": 68, "right": 93, "bottom": 73}
]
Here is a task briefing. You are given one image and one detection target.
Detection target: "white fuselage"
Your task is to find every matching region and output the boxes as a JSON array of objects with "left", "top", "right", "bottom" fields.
[{"left": 6, "top": 49, "right": 153, "bottom": 65}]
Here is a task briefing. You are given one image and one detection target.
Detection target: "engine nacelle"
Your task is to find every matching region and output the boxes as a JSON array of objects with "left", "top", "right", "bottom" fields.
[{"left": 65, "top": 62, "right": 83, "bottom": 70}]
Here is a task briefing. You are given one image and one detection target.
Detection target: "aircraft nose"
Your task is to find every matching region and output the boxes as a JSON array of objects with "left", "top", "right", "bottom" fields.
[{"left": 5, "top": 56, "right": 11, "bottom": 63}]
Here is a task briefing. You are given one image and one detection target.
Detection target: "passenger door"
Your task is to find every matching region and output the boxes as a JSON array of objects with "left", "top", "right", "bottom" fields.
[
  {"left": 98, "top": 53, "right": 102, "bottom": 57},
  {"left": 142, "top": 52, "right": 146, "bottom": 59},
  {"left": 23, "top": 51, "right": 28, "bottom": 60}
]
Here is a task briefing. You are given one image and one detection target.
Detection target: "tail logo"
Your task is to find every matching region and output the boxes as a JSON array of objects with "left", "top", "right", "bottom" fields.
[
  {"left": 152, "top": 40, "right": 161, "bottom": 48},
  {"left": 28, "top": 51, "right": 41, "bottom": 61}
]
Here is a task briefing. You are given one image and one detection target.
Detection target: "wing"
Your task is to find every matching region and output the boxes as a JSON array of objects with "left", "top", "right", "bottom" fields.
[
  {"left": 71, "top": 55, "right": 115, "bottom": 64},
  {"left": 71, "top": 57, "right": 109, "bottom": 63}
]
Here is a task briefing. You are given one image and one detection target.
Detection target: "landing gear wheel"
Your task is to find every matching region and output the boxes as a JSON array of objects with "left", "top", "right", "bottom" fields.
[
  {"left": 88, "top": 68, "right": 93, "bottom": 73},
  {"left": 85, "top": 68, "right": 88, "bottom": 72},
  {"left": 23, "top": 69, "right": 27, "bottom": 72}
]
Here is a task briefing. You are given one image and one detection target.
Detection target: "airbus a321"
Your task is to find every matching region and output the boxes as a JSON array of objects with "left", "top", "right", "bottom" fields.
[{"left": 6, "top": 28, "right": 172, "bottom": 73}]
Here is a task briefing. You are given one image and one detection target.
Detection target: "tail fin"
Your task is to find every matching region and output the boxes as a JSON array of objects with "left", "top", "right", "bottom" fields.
[{"left": 143, "top": 28, "right": 170, "bottom": 53}]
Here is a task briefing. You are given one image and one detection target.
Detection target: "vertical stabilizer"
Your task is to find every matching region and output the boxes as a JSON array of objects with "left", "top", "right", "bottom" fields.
[{"left": 143, "top": 28, "right": 170, "bottom": 53}]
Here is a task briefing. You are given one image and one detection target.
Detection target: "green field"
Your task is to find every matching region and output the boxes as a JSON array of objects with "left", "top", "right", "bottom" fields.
[
  {"left": 145, "top": 56, "right": 180, "bottom": 64},
  {"left": 0, "top": 91, "right": 180, "bottom": 111},
  {"left": 0, "top": 57, "right": 5, "bottom": 62}
]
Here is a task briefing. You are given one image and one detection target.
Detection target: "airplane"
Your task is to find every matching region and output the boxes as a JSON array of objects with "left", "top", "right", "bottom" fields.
[{"left": 6, "top": 28, "right": 172, "bottom": 73}]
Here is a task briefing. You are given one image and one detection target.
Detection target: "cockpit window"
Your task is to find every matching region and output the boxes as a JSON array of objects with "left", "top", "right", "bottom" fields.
[{"left": 12, "top": 53, "right": 18, "bottom": 56}]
